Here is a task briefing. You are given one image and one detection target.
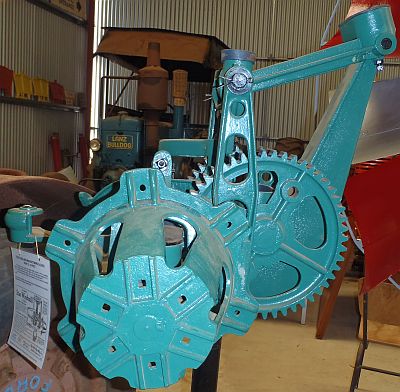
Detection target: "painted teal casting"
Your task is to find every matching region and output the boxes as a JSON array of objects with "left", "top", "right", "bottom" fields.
[{"left": 5, "top": 6, "right": 396, "bottom": 389}]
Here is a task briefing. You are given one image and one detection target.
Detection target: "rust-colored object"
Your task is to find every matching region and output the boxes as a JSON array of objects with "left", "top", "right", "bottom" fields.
[
  {"left": 49, "top": 133, "right": 62, "bottom": 172},
  {"left": 0, "top": 168, "right": 27, "bottom": 176},
  {"left": 85, "top": 1, "right": 95, "bottom": 141},
  {"left": 137, "top": 42, "right": 169, "bottom": 162},
  {"left": 78, "top": 133, "right": 89, "bottom": 178},
  {"left": 137, "top": 42, "right": 168, "bottom": 112},
  {"left": 49, "top": 81, "right": 66, "bottom": 104},
  {"left": 95, "top": 28, "right": 228, "bottom": 82},
  {"left": 316, "top": 237, "right": 355, "bottom": 339},
  {"left": 0, "top": 175, "right": 94, "bottom": 228},
  {"left": 0, "top": 66, "right": 13, "bottom": 97},
  {"left": 274, "top": 137, "right": 307, "bottom": 158}
]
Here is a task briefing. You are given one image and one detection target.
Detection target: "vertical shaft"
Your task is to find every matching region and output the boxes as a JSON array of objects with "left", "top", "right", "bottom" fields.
[{"left": 191, "top": 339, "right": 222, "bottom": 392}]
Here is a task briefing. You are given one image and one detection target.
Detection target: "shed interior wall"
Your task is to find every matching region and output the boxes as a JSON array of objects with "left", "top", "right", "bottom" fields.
[
  {"left": 91, "top": 0, "right": 400, "bottom": 147},
  {"left": 0, "top": 0, "right": 86, "bottom": 175}
]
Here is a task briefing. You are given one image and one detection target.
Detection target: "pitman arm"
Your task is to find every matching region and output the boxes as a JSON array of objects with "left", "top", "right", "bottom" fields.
[{"left": 211, "top": 5, "right": 396, "bottom": 223}]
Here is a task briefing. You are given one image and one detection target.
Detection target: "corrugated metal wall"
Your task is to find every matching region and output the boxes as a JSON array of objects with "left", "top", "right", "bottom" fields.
[
  {"left": 0, "top": 0, "right": 86, "bottom": 175},
  {"left": 91, "top": 0, "right": 400, "bottom": 144}
]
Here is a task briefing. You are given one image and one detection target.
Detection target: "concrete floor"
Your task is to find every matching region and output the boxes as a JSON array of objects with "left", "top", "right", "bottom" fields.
[{"left": 145, "top": 278, "right": 400, "bottom": 392}]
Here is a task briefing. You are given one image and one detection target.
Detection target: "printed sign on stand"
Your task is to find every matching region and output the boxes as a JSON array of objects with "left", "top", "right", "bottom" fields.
[{"left": 8, "top": 248, "right": 51, "bottom": 369}]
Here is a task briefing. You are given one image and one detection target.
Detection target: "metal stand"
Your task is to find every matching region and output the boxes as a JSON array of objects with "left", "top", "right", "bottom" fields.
[
  {"left": 191, "top": 339, "right": 222, "bottom": 392},
  {"left": 349, "top": 293, "right": 400, "bottom": 391}
]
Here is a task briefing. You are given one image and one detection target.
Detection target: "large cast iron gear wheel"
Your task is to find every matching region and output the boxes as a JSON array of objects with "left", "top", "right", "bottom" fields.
[{"left": 185, "top": 149, "right": 348, "bottom": 317}]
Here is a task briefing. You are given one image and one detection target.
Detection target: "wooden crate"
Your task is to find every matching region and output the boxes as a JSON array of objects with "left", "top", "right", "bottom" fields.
[{"left": 358, "top": 275, "right": 400, "bottom": 346}]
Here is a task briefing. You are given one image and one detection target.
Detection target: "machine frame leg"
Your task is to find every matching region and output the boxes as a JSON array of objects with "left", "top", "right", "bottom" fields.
[
  {"left": 349, "top": 293, "right": 400, "bottom": 391},
  {"left": 191, "top": 339, "right": 222, "bottom": 392}
]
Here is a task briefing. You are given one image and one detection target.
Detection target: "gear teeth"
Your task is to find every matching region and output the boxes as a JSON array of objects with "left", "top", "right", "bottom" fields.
[
  {"left": 290, "top": 304, "right": 298, "bottom": 313},
  {"left": 288, "top": 154, "right": 297, "bottom": 162},
  {"left": 269, "top": 150, "right": 278, "bottom": 158},
  {"left": 280, "top": 308, "right": 288, "bottom": 317},
  {"left": 223, "top": 163, "right": 231, "bottom": 172},
  {"left": 260, "top": 311, "right": 269, "bottom": 320},
  {"left": 326, "top": 272, "right": 336, "bottom": 280},
  {"left": 191, "top": 170, "right": 200, "bottom": 179},
  {"left": 335, "top": 255, "right": 344, "bottom": 263},
  {"left": 260, "top": 149, "right": 268, "bottom": 159},
  {"left": 321, "top": 281, "right": 330, "bottom": 288},
  {"left": 229, "top": 158, "right": 240, "bottom": 170},
  {"left": 308, "top": 294, "right": 316, "bottom": 303},
  {"left": 299, "top": 160, "right": 308, "bottom": 169},
  {"left": 197, "top": 163, "right": 206, "bottom": 172},
  {"left": 278, "top": 151, "right": 288, "bottom": 160}
]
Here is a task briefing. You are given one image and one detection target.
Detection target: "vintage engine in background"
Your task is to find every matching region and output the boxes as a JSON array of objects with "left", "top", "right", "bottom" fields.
[
  {"left": 91, "top": 112, "right": 144, "bottom": 185},
  {"left": 89, "top": 41, "right": 189, "bottom": 189}
]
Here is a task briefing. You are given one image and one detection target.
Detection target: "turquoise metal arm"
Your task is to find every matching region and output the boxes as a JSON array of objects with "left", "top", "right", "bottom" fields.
[
  {"left": 210, "top": 5, "right": 396, "bottom": 226},
  {"left": 252, "top": 5, "right": 396, "bottom": 92}
]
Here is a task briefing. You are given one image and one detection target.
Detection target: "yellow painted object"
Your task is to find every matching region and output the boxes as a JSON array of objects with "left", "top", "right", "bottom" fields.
[
  {"left": 13, "top": 73, "right": 33, "bottom": 100},
  {"left": 32, "top": 78, "right": 49, "bottom": 102},
  {"left": 64, "top": 90, "right": 76, "bottom": 106},
  {"left": 172, "top": 69, "right": 188, "bottom": 107}
]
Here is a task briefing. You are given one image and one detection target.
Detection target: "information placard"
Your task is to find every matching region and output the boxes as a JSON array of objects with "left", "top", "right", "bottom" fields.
[{"left": 8, "top": 248, "right": 51, "bottom": 369}]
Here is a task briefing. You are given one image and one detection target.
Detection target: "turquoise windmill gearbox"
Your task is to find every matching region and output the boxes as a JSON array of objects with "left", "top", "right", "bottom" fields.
[{"left": 4, "top": 5, "right": 396, "bottom": 390}]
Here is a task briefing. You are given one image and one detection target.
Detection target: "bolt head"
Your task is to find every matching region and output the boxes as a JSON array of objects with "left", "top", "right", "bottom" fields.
[
  {"left": 381, "top": 38, "right": 392, "bottom": 50},
  {"left": 156, "top": 159, "right": 167, "bottom": 169}
]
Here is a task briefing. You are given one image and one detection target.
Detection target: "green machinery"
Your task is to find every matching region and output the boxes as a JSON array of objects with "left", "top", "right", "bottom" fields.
[{"left": 5, "top": 6, "right": 396, "bottom": 390}]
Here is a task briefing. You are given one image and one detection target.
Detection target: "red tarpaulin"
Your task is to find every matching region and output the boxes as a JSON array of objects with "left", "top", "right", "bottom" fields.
[
  {"left": 345, "top": 156, "right": 400, "bottom": 292},
  {"left": 323, "top": 0, "right": 400, "bottom": 58}
]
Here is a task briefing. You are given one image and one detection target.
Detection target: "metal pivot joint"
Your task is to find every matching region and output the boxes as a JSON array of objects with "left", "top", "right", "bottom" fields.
[{"left": 222, "top": 50, "right": 256, "bottom": 95}]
